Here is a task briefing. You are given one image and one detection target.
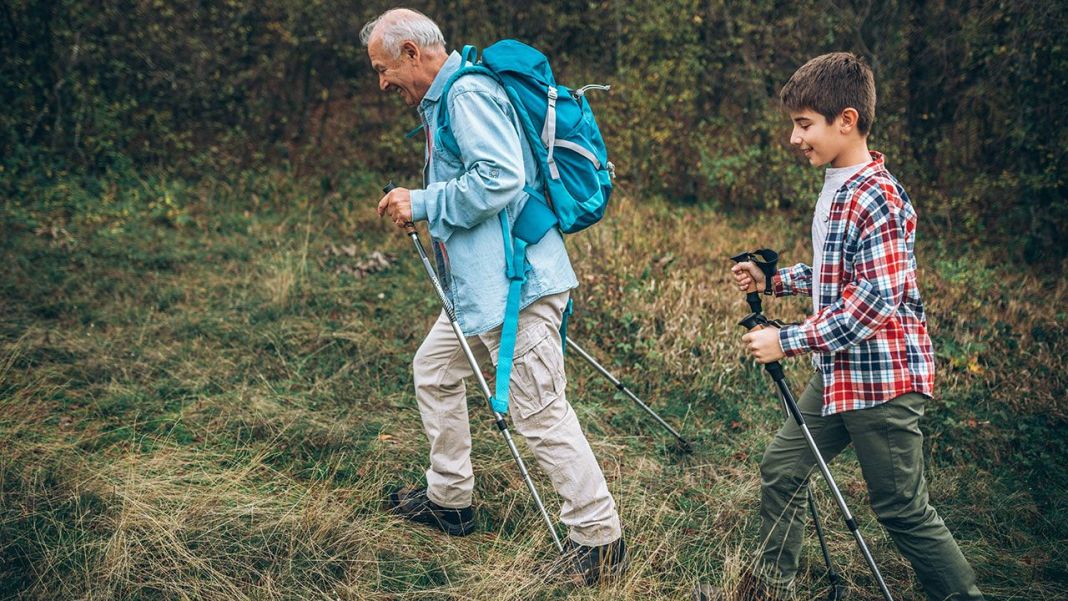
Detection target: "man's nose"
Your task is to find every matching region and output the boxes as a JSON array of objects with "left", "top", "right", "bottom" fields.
[{"left": 378, "top": 74, "right": 389, "bottom": 91}]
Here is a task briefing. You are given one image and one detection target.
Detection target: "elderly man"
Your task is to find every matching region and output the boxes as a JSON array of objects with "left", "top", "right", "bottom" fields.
[{"left": 362, "top": 8, "right": 626, "bottom": 585}]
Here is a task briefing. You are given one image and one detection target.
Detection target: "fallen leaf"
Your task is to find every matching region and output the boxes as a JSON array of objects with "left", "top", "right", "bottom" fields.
[
  {"left": 846, "top": 480, "right": 867, "bottom": 497},
  {"left": 654, "top": 253, "right": 676, "bottom": 268}
]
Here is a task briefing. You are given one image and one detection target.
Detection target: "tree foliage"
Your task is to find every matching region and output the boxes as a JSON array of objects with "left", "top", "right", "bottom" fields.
[{"left": 2, "top": 0, "right": 1066, "bottom": 259}]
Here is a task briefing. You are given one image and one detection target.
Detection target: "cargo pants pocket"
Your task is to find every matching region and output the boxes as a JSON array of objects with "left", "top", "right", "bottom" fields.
[{"left": 507, "top": 322, "right": 566, "bottom": 421}]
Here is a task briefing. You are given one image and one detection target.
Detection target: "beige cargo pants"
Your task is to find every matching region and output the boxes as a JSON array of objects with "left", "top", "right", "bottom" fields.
[{"left": 412, "top": 291, "right": 622, "bottom": 546}]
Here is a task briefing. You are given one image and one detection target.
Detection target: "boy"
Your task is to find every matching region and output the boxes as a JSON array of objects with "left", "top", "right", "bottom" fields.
[{"left": 710, "top": 53, "right": 985, "bottom": 600}]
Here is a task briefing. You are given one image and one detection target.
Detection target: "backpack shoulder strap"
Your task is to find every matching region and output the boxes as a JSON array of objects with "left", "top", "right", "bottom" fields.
[
  {"left": 460, "top": 44, "right": 478, "bottom": 64},
  {"left": 490, "top": 208, "right": 525, "bottom": 414},
  {"left": 490, "top": 190, "right": 560, "bottom": 415},
  {"left": 436, "top": 46, "right": 500, "bottom": 131}
]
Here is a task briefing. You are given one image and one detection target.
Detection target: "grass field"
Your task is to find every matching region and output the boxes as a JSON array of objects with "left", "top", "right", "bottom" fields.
[{"left": 2, "top": 170, "right": 1066, "bottom": 599}]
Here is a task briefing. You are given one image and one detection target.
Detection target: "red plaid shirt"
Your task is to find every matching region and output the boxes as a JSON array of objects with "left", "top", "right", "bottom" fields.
[{"left": 775, "top": 152, "right": 935, "bottom": 415}]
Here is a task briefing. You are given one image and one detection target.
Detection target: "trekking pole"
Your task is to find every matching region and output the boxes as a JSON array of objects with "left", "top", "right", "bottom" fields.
[
  {"left": 383, "top": 182, "right": 564, "bottom": 554},
  {"left": 564, "top": 337, "right": 690, "bottom": 450},
  {"left": 732, "top": 249, "right": 893, "bottom": 601},
  {"left": 730, "top": 250, "right": 844, "bottom": 599},
  {"left": 808, "top": 492, "right": 846, "bottom": 601}
]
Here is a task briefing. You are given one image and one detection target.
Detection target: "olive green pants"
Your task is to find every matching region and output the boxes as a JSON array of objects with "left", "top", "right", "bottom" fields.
[{"left": 756, "top": 373, "right": 984, "bottom": 600}]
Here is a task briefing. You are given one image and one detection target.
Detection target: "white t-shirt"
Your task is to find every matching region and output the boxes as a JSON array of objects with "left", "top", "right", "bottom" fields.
[{"left": 811, "top": 162, "right": 868, "bottom": 315}]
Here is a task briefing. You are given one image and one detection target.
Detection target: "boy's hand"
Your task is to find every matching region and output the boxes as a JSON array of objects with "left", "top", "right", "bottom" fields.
[
  {"left": 742, "top": 326, "right": 786, "bottom": 363},
  {"left": 377, "top": 187, "right": 413, "bottom": 229},
  {"left": 731, "top": 262, "right": 766, "bottom": 293}
]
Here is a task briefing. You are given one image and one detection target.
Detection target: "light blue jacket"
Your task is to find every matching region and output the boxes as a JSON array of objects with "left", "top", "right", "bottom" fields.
[{"left": 410, "top": 51, "right": 578, "bottom": 335}]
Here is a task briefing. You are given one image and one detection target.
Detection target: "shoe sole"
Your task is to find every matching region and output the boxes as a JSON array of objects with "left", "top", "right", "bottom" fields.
[{"left": 436, "top": 518, "right": 476, "bottom": 537}]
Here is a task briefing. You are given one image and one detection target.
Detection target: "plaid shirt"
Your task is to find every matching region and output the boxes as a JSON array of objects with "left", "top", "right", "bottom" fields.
[{"left": 775, "top": 152, "right": 935, "bottom": 415}]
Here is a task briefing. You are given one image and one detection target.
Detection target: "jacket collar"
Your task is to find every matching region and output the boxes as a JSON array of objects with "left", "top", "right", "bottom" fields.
[
  {"left": 421, "top": 51, "right": 462, "bottom": 106},
  {"left": 842, "top": 151, "right": 885, "bottom": 189}
]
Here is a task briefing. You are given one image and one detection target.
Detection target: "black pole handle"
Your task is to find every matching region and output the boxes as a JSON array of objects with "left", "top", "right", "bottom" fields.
[
  {"left": 737, "top": 315, "right": 787, "bottom": 378},
  {"left": 730, "top": 249, "right": 780, "bottom": 292},
  {"left": 730, "top": 249, "right": 779, "bottom": 314},
  {"left": 739, "top": 312, "right": 767, "bottom": 331},
  {"left": 745, "top": 291, "right": 762, "bottom": 315}
]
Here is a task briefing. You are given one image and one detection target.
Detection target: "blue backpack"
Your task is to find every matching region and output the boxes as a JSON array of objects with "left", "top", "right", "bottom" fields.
[{"left": 436, "top": 40, "right": 614, "bottom": 415}]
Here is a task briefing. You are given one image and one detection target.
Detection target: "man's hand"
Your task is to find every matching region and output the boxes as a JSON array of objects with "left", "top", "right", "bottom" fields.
[
  {"left": 742, "top": 326, "right": 785, "bottom": 364},
  {"left": 731, "top": 261, "right": 766, "bottom": 294},
  {"left": 377, "top": 187, "right": 413, "bottom": 229}
]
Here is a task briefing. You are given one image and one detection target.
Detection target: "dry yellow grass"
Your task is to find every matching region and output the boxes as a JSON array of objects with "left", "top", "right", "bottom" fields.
[{"left": 1, "top": 183, "right": 1065, "bottom": 600}]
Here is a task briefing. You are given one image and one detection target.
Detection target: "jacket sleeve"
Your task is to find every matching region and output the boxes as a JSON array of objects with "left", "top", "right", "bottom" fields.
[
  {"left": 778, "top": 199, "right": 909, "bottom": 356},
  {"left": 409, "top": 87, "right": 525, "bottom": 243},
  {"left": 772, "top": 263, "right": 813, "bottom": 298}
]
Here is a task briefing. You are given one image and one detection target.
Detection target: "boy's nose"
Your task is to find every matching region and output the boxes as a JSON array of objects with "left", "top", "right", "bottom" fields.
[{"left": 790, "top": 130, "right": 802, "bottom": 146}]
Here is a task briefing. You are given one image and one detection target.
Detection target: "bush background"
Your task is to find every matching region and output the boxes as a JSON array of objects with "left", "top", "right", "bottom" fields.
[{"left": 4, "top": 0, "right": 1067, "bottom": 260}]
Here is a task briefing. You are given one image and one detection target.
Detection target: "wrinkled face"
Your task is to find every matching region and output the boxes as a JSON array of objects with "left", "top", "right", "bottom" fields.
[
  {"left": 788, "top": 108, "right": 845, "bottom": 167},
  {"left": 368, "top": 37, "right": 421, "bottom": 107}
]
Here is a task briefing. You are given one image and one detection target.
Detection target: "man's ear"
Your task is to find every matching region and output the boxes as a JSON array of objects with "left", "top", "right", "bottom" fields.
[
  {"left": 401, "top": 40, "right": 420, "bottom": 63},
  {"left": 839, "top": 108, "right": 859, "bottom": 133}
]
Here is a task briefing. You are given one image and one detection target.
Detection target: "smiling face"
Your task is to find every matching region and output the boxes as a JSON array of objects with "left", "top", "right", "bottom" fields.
[
  {"left": 789, "top": 109, "right": 844, "bottom": 167},
  {"left": 788, "top": 107, "right": 870, "bottom": 168},
  {"left": 367, "top": 37, "right": 424, "bottom": 107}
]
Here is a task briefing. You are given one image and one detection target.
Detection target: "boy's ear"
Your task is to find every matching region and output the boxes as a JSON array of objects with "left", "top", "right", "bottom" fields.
[{"left": 839, "top": 108, "right": 860, "bottom": 133}]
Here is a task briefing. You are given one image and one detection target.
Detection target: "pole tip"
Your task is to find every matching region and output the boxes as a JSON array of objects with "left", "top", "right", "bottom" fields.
[{"left": 674, "top": 438, "right": 693, "bottom": 454}]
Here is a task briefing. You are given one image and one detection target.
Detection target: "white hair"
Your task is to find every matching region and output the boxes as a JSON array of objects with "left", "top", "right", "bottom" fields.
[{"left": 360, "top": 8, "right": 446, "bottom": 58}]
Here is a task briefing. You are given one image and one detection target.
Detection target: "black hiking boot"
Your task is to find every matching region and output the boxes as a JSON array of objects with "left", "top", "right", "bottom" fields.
[
  {"left": 387, "top": 486, "right": 475, "bottom": 536},
  {"left": 561, "top": 536, "right": 629, "bottom": 586}
]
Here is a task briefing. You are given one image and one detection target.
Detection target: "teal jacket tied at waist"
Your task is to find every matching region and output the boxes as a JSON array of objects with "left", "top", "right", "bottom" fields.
[{"left": 409, "top": 51, "right": 578, "bottom": 336}]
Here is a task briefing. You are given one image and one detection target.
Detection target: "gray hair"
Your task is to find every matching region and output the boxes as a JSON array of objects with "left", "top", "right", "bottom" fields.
[{"left": 360, "top": 8, "right": 446, "bottom": 58}]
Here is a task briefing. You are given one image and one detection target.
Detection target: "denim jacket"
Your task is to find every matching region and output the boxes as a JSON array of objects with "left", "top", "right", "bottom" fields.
[{"left": 410, "top": 51, "right": 578, "bottom": 335}]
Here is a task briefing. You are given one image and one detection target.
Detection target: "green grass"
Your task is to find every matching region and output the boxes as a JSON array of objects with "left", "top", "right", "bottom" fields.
[{"left": 1, "top": 171, "right": 1066, "bottom": 599}]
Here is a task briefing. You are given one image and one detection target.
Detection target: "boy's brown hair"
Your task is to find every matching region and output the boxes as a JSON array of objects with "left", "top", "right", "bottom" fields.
[{"left": 780, "top": 52, "right": 876, "bottom": 135}]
